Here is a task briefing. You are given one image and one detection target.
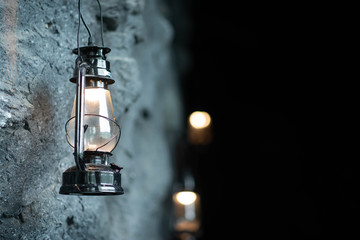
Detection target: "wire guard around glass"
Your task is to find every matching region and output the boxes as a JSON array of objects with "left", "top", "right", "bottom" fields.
[{"left": 65, "top": 114, "right": 121, "bottom": 153}]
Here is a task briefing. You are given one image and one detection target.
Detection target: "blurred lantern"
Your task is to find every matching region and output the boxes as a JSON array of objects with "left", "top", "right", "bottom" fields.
[
  {"left": 188, "top": 111, "right": 212, "bottom": 145},
  {"left": 173, "top": 171, "right": 201, "bottom": 239},
  {"left": 59, "top": 0, "right": 124, "bottom": 195}
]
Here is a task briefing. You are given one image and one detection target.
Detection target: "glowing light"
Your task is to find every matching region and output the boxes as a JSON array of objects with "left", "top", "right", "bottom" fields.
[
  {"left": 189, "top": 111, "right": 211, "bottom": 129},
  {"left": 68, "top": 88, "right": 117, "bottom": 152},
  {"left": 175, "top": 191, "right": 197, "bottom": 205}
]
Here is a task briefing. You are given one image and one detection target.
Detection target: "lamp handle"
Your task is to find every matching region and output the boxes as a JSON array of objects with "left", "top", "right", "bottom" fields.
[{"left": 74, "top": 62, "right": 89, "bottom": 171}]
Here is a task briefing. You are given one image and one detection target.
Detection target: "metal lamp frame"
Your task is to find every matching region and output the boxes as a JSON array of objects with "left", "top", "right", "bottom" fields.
[{"left": 59, "top": 0, "right": 124, "bottom": 195}]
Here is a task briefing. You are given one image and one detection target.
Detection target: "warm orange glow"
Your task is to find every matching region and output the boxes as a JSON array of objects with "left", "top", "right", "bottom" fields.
[
  {"left": 175, "top": 191, "right": 197, "bottom": 205},
  {"left": 68, "top": 88, "right": 118, "bottom": 152},
  {"left": 189, "top": 111, "right": 211, "bottom": 129}
]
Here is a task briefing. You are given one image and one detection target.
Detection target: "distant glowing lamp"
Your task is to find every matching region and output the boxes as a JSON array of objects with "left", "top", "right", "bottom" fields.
[
  {"left": 173, "top": 191, "right": 201, "bottom": 234},
  {"left": 188, "top": 111, "right": 212, "bottom": 145},
  {"left": 175, "top": 191, "right": 197, "bottom": 205},
  {"left": 173, "top": 173, "right": 201, "bottom": 238},
  {"left": 189, "top": 111, "right": 211, "bottom": 129}
]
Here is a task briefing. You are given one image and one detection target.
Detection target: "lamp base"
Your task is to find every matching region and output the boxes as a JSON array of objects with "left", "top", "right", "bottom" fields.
[{"left": 59, "top": 163, "right": 124, "bottom": 195}]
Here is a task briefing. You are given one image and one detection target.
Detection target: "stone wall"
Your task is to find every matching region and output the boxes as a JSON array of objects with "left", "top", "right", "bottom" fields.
[{"left": 0, "top": 0, "right": 182, "bottom": 239}]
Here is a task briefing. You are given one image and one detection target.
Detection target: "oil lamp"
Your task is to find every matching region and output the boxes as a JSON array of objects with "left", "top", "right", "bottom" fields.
[
  {"left": 188, "top": 111, "right": 212, "bottom": 145},
  {"left": 173, "top": 171, "right": 201, "bottom": 239},
  {"left": 59, "top": 0, "right": 124, "bottom": 195}
]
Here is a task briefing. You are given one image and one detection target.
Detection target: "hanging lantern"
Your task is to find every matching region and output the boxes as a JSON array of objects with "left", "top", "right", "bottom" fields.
[
  {"left": 188, "top": 111, "right": 212, "bottom": 145},
  {"left": 59, "top": 0, "right": 124, "bottom": 195},
  {"left": 173, "top": 171, "right": 201, "bottom": 239}
]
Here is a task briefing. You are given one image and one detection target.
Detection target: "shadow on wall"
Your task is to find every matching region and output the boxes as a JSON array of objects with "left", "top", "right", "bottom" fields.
[{"left": 0, "top": 85, "right": 57, "bottom": 217}]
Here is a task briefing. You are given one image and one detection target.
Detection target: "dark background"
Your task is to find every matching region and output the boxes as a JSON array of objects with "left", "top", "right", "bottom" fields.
[{"left": 170, "top": 1, "right": 358, "bottom": 238}]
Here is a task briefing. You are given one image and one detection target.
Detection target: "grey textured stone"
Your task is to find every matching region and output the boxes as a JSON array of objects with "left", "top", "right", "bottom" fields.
[{"left": 0, "top": 0, "right": 182, "bottom": 239}]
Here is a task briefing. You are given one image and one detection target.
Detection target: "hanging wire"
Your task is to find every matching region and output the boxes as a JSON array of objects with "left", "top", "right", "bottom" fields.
[
  {"left": 77, "top": 0, "right": 103, "bottom": 52},
  {"left": 81, "top": 14, "right": 93, "bottom": 45},
  {"left": 96, "top": 0, "right": 105, "bottom": 46},
  {"left": 77, "top": 0, "right": 82, "bottom": 60},
  {"left": 77, "top": 0, "right": 93, "bottom": 59}
]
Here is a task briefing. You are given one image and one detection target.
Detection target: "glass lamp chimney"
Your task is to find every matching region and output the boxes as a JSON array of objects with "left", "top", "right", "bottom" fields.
[{"left": 67, "top": 83, "right": 118, "bottom": 153}]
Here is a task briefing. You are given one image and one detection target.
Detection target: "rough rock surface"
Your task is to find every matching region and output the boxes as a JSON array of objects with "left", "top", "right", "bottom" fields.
[{"left": 0, "top": 0, "right": 182, "bottom": 239}]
